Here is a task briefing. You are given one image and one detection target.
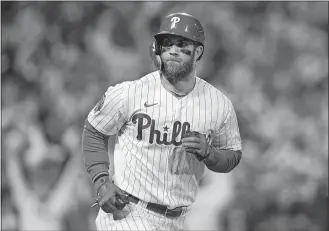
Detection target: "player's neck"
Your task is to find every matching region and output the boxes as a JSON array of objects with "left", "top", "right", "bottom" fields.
[{"left": 160, "top": 71, "right": 196, "bottom": 97}]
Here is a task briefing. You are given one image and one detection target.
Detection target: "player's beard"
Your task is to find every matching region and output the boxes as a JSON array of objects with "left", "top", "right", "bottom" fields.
[{"left": 161, "top": 51, "right": 196, "bottom": 84}]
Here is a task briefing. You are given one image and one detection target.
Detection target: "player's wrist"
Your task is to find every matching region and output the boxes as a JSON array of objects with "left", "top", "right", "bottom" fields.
[
  {"left": 93, "top": 173, "right": 110, "bottom": 192},
  {"left": 202, "top": 146, "right": 218, "bottom": 166},
  {"left": 198, "top": 144, "right": 211, "bottom": 162}
]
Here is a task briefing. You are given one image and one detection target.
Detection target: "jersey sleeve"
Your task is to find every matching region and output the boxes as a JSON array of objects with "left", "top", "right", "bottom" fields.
[
  {"left": 87, "top": 83, "right": 128, "bottom": 136},
  {"left": 211, "top": 99, "right": 242, "bottom": 151}
]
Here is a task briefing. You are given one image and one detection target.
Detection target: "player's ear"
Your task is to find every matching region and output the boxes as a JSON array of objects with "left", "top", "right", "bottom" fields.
[{"left": 195, "top": 45, "right": 204, "bottom": 62}]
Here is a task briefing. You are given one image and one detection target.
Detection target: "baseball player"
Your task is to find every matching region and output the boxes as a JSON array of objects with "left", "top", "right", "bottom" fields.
[{"left": 82, "top": 12, "right": 242, "bottom": 231}]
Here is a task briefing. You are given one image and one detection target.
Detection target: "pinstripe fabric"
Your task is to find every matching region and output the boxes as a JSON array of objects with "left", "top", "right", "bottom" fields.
[
  {"left": 88, "top": 71, "right": 242, "bottom": 230},
  {"left": 96, "top": 202, "right": 187, "bottom": 231}
]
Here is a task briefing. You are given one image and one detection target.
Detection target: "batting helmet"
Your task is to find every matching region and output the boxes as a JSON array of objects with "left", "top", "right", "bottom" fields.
[{"left": 152, "top": 12, "right": 205, "bottom": 60}]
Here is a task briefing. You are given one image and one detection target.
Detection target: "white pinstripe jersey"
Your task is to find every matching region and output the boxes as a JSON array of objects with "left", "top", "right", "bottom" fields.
[{"left": 88, "top": 71, "right": 242, "bottom": 208}]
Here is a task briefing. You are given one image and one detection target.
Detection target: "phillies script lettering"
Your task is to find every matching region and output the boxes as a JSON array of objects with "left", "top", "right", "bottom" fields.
[{"left": 132, "top": 113, "right": 190, "bottom": 146}]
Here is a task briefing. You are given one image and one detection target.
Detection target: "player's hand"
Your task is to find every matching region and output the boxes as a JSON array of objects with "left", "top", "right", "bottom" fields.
[
  {"left": 181, "top": 131, "right": 210, "bottom": 161},
  {"left": 93, "top": 176, "right": 129, "bottom": 214}
]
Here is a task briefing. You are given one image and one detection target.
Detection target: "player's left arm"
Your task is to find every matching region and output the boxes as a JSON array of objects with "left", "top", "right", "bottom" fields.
[
  {"left": 203, "top": 100, "right": 242, "bottom": 173},
  {"left": 182, "top": 99, "right": 242, "bottom": 173}
]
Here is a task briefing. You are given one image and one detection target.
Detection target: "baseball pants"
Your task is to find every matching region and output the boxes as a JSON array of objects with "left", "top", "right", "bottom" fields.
[{"left": 95, "top": 202, "right": 189, "bottom": 231}]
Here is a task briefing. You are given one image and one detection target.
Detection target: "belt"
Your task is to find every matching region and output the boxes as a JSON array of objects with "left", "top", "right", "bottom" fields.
[{"left": 125, "top": 193, "right": 187, "bottom": 218}]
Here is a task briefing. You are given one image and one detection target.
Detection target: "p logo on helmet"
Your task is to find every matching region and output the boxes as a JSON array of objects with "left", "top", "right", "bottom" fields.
[{"left": 170, "top": 17, "right": 180, "bottom": 29}]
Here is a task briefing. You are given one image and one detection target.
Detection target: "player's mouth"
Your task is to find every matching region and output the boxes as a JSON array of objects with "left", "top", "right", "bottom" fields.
[{"left": 166, "top": 59, "right": 181, "bottom": 63}]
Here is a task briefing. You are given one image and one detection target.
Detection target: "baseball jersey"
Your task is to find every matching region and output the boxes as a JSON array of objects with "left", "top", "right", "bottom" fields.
[{"left": 87, "top": 71, "right": 242, "bottom": 208}]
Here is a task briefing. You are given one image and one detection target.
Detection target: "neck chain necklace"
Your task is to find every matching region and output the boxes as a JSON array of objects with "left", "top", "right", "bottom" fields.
[
  {"left": 160, "top": 72, "right": 196, "bottom": 98},
  {"left": 168, "top": 88, "right": 187, "bottom": 97}
]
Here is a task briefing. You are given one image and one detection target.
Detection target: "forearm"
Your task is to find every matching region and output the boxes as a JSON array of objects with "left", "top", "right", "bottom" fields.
[
  {"left": 203, "top": 147, "right": 242, "bottom": 173},
  {"left": 82, "top": 119, "right": 111, "bottom": 182}
]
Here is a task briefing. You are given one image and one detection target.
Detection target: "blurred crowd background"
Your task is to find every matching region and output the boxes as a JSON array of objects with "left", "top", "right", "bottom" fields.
[{"left": 1, "top": 2, "right": 328, "bottom": 231}]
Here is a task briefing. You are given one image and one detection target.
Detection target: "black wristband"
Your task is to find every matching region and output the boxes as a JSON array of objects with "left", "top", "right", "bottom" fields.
[{"left": 93, "top": 172, "right": 109, "bottom": 183}]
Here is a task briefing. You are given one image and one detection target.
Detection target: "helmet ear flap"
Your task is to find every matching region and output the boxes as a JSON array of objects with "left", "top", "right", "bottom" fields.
[
  {"left": 149, "top": 41, "right": 162, "bottom": 70},
  {"left": 154, "top": 40, "right": 161, "bottom": 55},
  {"left": 150, "top": 40, "right": 161, "bottom": 57}
]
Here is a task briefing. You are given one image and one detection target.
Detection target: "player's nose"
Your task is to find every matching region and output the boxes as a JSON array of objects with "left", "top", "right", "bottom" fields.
[{"left": 169, "top": 45, "right": 180, "bottom": 56}]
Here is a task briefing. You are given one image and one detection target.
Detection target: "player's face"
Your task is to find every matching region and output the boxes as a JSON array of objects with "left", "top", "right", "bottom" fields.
[{"left": 159, "top": 35, "right": 200, "bottom": 82}]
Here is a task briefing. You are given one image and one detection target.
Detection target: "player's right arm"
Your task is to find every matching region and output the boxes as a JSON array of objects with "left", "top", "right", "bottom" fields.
[{"left": 82, "top": 82, "right": 129, "bottom": 213}]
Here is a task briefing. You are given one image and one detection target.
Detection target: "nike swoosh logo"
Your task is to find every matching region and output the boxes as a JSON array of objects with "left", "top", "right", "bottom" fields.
[{"left": 144, "top": 102, "right": 158, "bottom": 107}]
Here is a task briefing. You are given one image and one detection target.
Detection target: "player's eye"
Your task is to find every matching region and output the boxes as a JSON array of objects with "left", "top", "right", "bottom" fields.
[
  {"left": 177, "top": 41, "right": 190, "bottom": 48},
  {"left": 161, "top": 38, "right": 173, "bottom": 47}
]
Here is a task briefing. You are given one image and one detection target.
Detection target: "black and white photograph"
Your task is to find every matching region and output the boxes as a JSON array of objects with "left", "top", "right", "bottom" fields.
[{"left": 1, "top": 1, "right": 328, "bottom": 231}]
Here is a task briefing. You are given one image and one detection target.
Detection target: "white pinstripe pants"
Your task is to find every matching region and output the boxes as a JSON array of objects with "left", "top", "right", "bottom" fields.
[{"left": 95, "top": 202, "right": 188, "bottom": 231}]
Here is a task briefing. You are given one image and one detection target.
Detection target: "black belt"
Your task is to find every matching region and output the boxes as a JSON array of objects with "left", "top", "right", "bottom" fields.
[{"left": 126, "top": 193, "right": 186, "bottom": 218}]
